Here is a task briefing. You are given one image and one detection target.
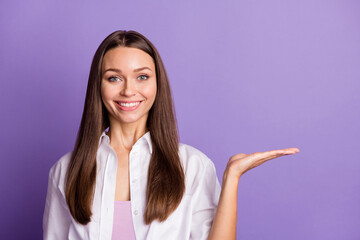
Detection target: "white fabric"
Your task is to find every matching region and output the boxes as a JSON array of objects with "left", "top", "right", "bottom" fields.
[{"left": 43, "top": 131, "right": 221, "bottom": 240}]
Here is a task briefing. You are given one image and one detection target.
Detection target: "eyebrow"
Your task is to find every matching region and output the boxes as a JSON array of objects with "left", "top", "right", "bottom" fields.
[{"left": 103, "top": 67, "right": 153, "bottom": 74}]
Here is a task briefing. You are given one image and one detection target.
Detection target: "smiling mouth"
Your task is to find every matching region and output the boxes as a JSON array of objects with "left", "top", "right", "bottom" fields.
[
  {"left": 115, "top": 101, "right": 143, "bottom": 111},
  {"left": 116, "top": 101, "right": 141, "bottom": 107}
]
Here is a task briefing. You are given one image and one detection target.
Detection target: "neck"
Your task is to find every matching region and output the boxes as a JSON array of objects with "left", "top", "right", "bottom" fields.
[{"left": 107, "top": 118, "right": 148, "bottom": 152}]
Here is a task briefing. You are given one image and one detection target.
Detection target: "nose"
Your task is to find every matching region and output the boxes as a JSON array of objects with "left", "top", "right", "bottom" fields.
[{"left": 120, "top": 80, "right": 136, "bottom": 97}]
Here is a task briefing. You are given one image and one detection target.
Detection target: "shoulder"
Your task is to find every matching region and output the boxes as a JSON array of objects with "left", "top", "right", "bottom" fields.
[
  {"left": 178, "top": 143, "right": 214, "bottom": 169},
  {"left": 178, "top": 143, "right": 218, "bottom": 194},
  {"left": 48, "top": 152, "right": 73, "bottom": 189}
]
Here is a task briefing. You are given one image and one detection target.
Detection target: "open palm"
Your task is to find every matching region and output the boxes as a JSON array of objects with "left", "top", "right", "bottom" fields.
[{"left": 226, "top": 148, "right": 300, "bottom": 179}]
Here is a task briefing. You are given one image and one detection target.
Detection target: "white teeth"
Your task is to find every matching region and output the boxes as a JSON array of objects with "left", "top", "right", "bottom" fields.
[{"left": 119, "top": 101, "right": 140, "bottom": 107}]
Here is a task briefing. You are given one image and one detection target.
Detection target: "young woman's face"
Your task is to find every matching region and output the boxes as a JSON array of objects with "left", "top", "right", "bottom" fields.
[{"left": 101, "top": 47, "right": 157, "bottom": 126}]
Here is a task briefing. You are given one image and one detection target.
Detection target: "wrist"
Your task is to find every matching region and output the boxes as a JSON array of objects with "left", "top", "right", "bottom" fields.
[
  {"left": 223, "top": 165, "right": 242, "bottom": 181},
  {"left": 222, "top": 170, "right": 241, "bottom": 187}
]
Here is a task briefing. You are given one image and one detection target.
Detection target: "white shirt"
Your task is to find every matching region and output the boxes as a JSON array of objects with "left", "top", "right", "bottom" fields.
[{"left": 43, "top": 131, "right": 221, "bottom": 240}]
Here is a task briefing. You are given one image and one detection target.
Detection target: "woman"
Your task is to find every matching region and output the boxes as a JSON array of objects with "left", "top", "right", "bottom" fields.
[{"left": 43, "top": 30, "right": 299, "bottom": 240}]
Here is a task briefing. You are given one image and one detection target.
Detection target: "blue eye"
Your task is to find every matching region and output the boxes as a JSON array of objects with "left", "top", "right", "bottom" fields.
[
  {"left": 138, "top": 75, "right": 149, "bottom": 80},
  {"left": 108, "top": 76, "right": 120, "bottom": 82}
]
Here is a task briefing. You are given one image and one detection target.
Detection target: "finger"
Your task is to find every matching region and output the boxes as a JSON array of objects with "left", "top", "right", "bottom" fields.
[
  {"left": 237, "top": 148, "right": 300, "bottom": 175},
  {"left": 251, "top": 148, "right": 299, "bottom": 162},
  {"left": 280, "top": 148, "right": 300, "bottom": 154},
  {"left": 244, "top": 155, "right": 283, "bottom": 172},
  {"left": 263, "top": 148, "right": 300, "bottom": 156}
]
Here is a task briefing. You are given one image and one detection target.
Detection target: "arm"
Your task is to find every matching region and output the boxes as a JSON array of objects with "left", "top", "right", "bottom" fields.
[
  {"left": 43, "top": 170, "right": 72, "bottom": 240},
  {"left": 208, "top": 148, "right": 300, "bottom": 240},
  {"left": 190, "top": 160, "right": 222, "bottom": 240}
]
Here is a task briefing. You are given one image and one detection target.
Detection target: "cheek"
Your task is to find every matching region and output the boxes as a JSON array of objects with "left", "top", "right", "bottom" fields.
[
  {"left": 101, "top": 84, "right": 115, "bottom": 101},
  {"left": 100, "top": 88, "right": 107, "bottom": 104},
  {"left": 144, "top": 83, "right": 157, "bottom": 101},
  {"left": 100, "top": 85, "right": 114, "bottom": 112}
]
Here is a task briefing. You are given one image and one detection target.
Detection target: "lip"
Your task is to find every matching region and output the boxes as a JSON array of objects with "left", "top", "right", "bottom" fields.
[{"left": 115, "top": 100, "right": 142, "bottom": 111}]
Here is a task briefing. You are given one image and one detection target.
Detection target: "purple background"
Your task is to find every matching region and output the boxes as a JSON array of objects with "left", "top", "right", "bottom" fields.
[{"left": 1, "top": 0, "right": 359, "bottom": 239}]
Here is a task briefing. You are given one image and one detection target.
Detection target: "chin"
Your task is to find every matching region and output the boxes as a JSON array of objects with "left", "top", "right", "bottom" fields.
[{"left": 116, "top": 114, "right": 148, "bottom": 125}]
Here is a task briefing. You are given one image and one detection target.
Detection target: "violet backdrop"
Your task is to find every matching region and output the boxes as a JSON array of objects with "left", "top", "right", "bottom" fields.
[{"left": 0, "top": 0, "right": 359, "bottom": 239}]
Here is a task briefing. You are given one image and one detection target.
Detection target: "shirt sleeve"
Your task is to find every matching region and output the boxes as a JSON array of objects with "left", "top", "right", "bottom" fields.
[
  {"left": 43, "top": 168, "right": 72, "bottom": 240},
  {"left": 190, "top": 159, "right": 221, "bottom": 240}
]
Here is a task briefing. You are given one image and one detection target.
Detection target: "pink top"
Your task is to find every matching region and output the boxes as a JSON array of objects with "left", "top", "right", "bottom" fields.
[{"left": 111, "top": 201, "right": 136, "bottom": 240}]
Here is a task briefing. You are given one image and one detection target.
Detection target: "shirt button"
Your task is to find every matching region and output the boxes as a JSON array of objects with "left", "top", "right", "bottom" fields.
[
  {"left": 132, "top": 179, "right": 137, "bottom": 183},
  {"left": 133, "top": 210, "right": 138, "bottom": 216}
]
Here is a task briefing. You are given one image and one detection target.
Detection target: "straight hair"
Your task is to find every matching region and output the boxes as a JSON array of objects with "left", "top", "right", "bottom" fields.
[{"left": 65, "top": 30, "right": 185, "bottom": 225}]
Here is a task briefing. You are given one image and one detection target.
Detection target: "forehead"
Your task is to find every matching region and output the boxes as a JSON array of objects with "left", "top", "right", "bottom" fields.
[{"left": 102, "top": 47, "right": 155, "bottom": 71}]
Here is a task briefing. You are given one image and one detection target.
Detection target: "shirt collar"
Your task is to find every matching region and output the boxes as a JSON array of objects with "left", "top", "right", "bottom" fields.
[
  {"left": 98, "top": 129, "right": 153, "bottom": 154},
  {"left": 142, "top": 131, "right": 153, "bottom": 154},
  {"left": 99, "top": 130, "right": 110, "bottom": 146}
]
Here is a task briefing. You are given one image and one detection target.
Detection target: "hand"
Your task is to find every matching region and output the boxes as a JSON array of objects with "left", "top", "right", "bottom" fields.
[{"left": 224, "top": 148, "right": 300, "bottom": 180}]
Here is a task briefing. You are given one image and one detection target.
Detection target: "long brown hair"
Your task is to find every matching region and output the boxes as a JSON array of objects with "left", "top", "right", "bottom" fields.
[{"left": 65, "top": 30, "right": 185, "bottom": 225}]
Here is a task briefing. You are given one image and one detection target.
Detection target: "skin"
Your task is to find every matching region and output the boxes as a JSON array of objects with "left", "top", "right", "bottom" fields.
[
  {"left": 208, "top": 148, "right": 300, "bottom": 239},
  {"left": 100, "top": 46, "right": 300, "bottom": 237},
  {"left": 101, "top": 46, "right": 157, "bottom": 201}
]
